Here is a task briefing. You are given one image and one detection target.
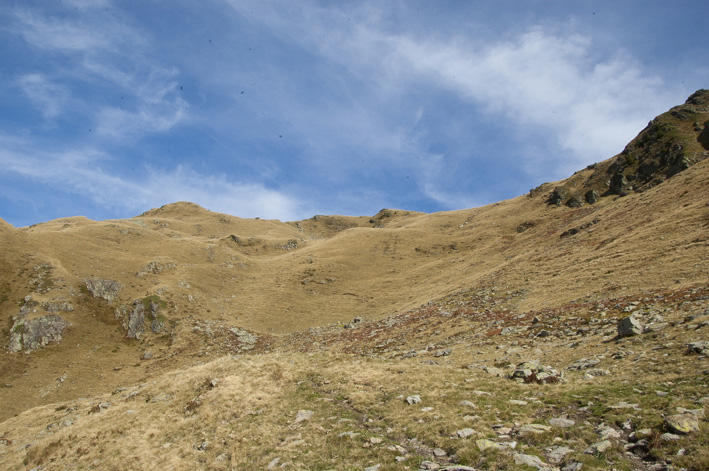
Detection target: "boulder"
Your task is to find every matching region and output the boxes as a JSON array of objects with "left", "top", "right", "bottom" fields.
[
  {"left": 546, "top": 446, "right": 574, "bottom": 465},
  {"left": 664, "top": 414, "right": 700, "bottom": 434},
  {"left": 618, "top": 316, "right": 643, "bottom": 337},
  {"left": 686, "top": 340, "right": 709, "bottom": 355}
]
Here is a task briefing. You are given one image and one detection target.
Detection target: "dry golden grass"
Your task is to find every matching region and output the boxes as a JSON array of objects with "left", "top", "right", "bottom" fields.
[{"left": 0, "top": 109, "right": 708, "bottom": 469}]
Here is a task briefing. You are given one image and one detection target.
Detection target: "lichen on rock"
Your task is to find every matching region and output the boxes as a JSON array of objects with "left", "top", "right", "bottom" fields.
[{"left": 9, "top": 307, "right": 70, "bottom": 353}]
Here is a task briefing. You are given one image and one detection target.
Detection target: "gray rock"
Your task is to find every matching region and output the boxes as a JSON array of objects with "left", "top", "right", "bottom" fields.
[
  {"left": 434, "top": 348, "right": 452, "bottom": 357},
  {"left": 546, "top": 446, "right": 574, "bottom": 465},
  {"left": 509, "top": 360, "right": 563, "bottom": 383},
  {"left": 584, "top": 369, "right": 611, "bottom": 378},
  {"left": 455, "top": 428, "right": 476, "bottom": 439},
  {"left": 519, "top": 424, "right": 552, "bottom": 436},
  {"left": 664, "top": 414, "right": 700, "bottom": 434},
  {"left": 513, "top": 453, "right": 549, "bottom": 469},
  {"left": 686, "top": 340, "right": 709, "bottom": 355},
  {"left": 562, "top": 463, "right": 583, "bottom": 471},
  {"left": 482, "top": 365, "right": 505, "bottom": 377},
  {"left": 406, "top": 395, "right": 422, "bottom": 405},
  {"left": 9, "top": 312, "right": 70, "bottom": 353},
  {"left": 548, "top": 187, "right": 569, "bottom": 206},
  {"left": 549, "top": 417, "right": 575, "bottom": 428},
  {"left": 84, "top": 277, "right": 122, "bottom": 302},
  {"left": 585, "top": 190, "right": 599, "bottom": 204},
  {"left": 618, "top": 316, "right": 643, "bottom": 338},
  {"left": 566, "top": 357, "right": 601, "bottom": 371},
  {"left": 295, "top": 410, "right": 314, "bottom": 423},
  {"left": 584, "top": 440, "right": 612, "bottom": 454}
]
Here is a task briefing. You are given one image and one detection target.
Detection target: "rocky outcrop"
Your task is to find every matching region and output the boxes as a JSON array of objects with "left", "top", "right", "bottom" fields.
[
  {"left": 115, "top": 296, "right": 169, "bottom": 339},
  {"left": 9, "top": 307, "right": 70, "bottom": 353},
  {"left": 84, "top": 277, "right": 122, "bottom": 302},
  {"left": 545, "top": 89, "right": 709, "bottom": 206},
  {"left": 136, "top": 258, "right": 177, "bottom": 277}
]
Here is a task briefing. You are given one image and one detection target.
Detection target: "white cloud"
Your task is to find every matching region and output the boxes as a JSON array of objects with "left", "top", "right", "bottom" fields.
[
  {"left": 13, "top": 5, "right": 186, "bottom": 139},
  {"left": 224, "top": 2, "right": 675, "bottom": 177},
  {"left": 17, "top": 73, "right": 70, "bottom": 119},
  {"left": 0, "top": 136, "right": 308, "bottom": 221}
]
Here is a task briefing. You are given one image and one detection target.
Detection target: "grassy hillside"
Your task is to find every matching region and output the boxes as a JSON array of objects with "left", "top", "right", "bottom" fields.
[{"left": 0, "top": 90, "right": 707, "bottom": 470}]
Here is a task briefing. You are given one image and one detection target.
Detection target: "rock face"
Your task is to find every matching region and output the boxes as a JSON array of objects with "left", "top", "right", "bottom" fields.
[
  {"left": 84, "top": 278, "right": 122, "bottom": 302},
  {"left": 9, "top": 307, "right": 70, "bottom": 353},
  {"left": 544, "top": 89, "right": 709, "bottom": 206}
]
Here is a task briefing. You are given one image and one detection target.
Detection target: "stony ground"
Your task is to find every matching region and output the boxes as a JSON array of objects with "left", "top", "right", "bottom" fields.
[{"left": 0, "top": 282, "right": 706, "bottom": 471}]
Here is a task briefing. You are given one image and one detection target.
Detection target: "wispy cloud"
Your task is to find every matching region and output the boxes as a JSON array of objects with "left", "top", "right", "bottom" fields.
[
  {"left": 12, "top": 5, "right": 187, "bottom": 138},
  {"left": 0, "top": 135, "right": 308, "bottom": 221},
  {"left": 231, "top": 1, "right": 672, "bottom": 170},
  {"left": 17, "top": 73, "right": 69, "bottom": 119}
]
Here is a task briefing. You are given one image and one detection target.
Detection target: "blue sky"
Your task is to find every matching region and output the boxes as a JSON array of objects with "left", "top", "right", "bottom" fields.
[{"left": 0, "top": 0, "right": 706, "bottom": 227}]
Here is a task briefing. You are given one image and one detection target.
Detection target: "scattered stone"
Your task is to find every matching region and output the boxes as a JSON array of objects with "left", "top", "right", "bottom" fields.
[
  {"left": 513, "top": 453, "right": 549, "bottom": 469},
  {"left": 584, "top": 369, "right": 611, "bottom": 378},
  {"left": 618, "top": 316, "right": 644, "bottom": 337},
  {"left": 476, "top": 439, "right": 502, "bottom": 451},
  {"left": 549, "top": 417, "right": 575, "bottom": 428},
  {"left": 459, "top": 400, "right": 476, "bottom": 409},
  {"left": 518, "top": 424, "right": 552, "bottom": 436},
  {"left": 509, "top": 399, "right": 528, "bottom": 406},
  {"left": 406, "top": 395, "right": 422, "bottom": 405},
  {"left": 546, "top": 446, "right": 574, "bottom": 465},
  {"left": 294, "top": 410, "right": 314, "bottom": 423},
  {"left": 509, "top": 360, "right": 562, "bottom": 383},
  {"left": 608, "top": 402, "right": 640, "bottom": 410},
  {"left": 419, "top": 461, "right": 439, "bottom": 470},
  {"left": 482, "top": 365, "right": 505, "bottom": 377},
  {"left": 566, "top": 357, "right": 601, "bottom": 371},
  {"left": 562, "top": 463, "right": 583, "bottom": 471},
  {"left": 432, "top": 448, "right": 447, "bottom": 457},
  {"left": 584, "top": 440, "right": 612, "bottom": 454},
  {"left": 686, "top": 340, "right": 709, "bottom": 355},
  {"left": 597, "top": 425, "right": 621, "bottom": 440},
  {"left": 363, "top": 465, "right": 380, "bottom": 471},
  {"left": 660, "top": 433, "right": 682, "bottom": 442},
  {"left": 455, "top": 428, "right": 476, "bottom": 439},
  {"left": 664, "top": 414, "right": 700, "bottom": 434},
  {"left": 434, "top": 348, "right": 452, "bottom": 357}
]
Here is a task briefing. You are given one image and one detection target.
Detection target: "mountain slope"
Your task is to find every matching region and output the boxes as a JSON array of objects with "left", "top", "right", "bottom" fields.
[{"left": 0, "top": 90, "right": 707, "bottom": 471}]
